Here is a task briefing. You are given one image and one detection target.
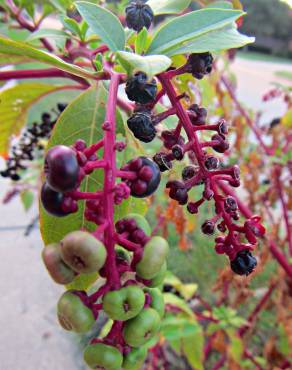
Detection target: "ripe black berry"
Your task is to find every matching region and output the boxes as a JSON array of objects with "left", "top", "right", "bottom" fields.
[
  {"left": 127, "top": 112, "right": 156, "bottom": 143},
  {"left": 187, "top": 53, "right": 213, "bottom": 79},
  {"left": 125, "top": 1, "right": 154, "bottom": 32},
  {"left": 41, "top": 182, "right": 71, "bottom": 217},
  {"left": 45, "top": 145, "right": 79, "bottom": 193},
  {"left": 224, "top": 196, "right": 238, "bottom": 213},
  {"left": 153, "top": 153, "right": 172, "bottom": 172},
  {"left": 125, "top": 72, "right": 157, "bottom": 104},
  {"left": 230, "top": 250, "right": 257, "bottom": 276}
]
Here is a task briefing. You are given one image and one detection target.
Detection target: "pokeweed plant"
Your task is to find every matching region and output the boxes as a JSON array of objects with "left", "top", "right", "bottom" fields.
[{"left": 0, "top": 0, "right": 270, "bottom": 368}]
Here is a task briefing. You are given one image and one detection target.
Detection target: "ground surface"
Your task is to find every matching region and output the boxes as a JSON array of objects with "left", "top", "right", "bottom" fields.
[{"left": 0, "top": 56, "right": 291, "bottom": 370}]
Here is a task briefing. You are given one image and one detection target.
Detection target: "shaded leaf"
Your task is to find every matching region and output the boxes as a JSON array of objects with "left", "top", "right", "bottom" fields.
[
  {"left": 26, "top": 29, "right": 70, "bottom": 42},
  {"left": 206, "top": 1, "right": 234, "bottom": 9},
  {"left": 20, "top": 190, "right": 34, "bottom": 211},
  {"left": 75, "top": 1, "right": 125, "bottom": 51},
  {"left": 163, "top": 293, "right": 195, "bottom": 318},
  {"left": 0, "top": 83, "right": 64, "bottom": 156}
]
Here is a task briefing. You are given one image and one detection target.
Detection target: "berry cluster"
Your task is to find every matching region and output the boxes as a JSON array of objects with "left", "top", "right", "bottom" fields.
[
  {"left": 41, "top": 70, "right": 168, "bottom": 369},
  {"left": 1, "top": 104, "right": 66, "bottom": 181},
  {"left": 124, "top": 49, "right": 265, "bottom": 275}
]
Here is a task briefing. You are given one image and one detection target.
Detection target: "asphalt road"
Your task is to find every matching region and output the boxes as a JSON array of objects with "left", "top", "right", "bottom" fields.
[{"left": 0, "top": 57, "right": 291, "bottom": 370}]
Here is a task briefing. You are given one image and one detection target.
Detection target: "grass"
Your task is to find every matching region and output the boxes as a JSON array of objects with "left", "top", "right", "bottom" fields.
[
  {"left": 275, "top": 70, "right": 292, "bottom": 80},
  {"left": 238, "top": 51, "right": 292, "bottom": 65}
]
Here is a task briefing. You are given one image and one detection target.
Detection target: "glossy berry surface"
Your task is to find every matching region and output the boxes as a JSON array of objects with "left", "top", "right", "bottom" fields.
[
  {"left": 45, "top": 145, "right": 79, "bottom": 192},
  {"left": 41, "top": 182, "right": 71, "bottom": 217},
  {"left": 125, "top": 72, "right": 157, "bottom": 104},
  {"left": 127, "top": 112, "right": 156, "bottom": 143},
  {"left": 230, "top": 250, "right": 257, "bottom": 276},
  {"left": 125, "top": 1, "right": 154, "bottom": 32}
]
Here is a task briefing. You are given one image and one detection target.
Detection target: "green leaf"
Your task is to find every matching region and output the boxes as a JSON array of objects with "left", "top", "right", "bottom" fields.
[
  {"left": 164, "top": 271, "right": 198, "bottom": 300},
  {"left": 39, "top": 85, "right": 105, "bottom": 245},
  {"left": 135, "top": 27, "right": 148, "bottom": 55},
  {"left": 227, "top": 330, "right": 244, "bottom": 363},
  {"left": 167, "top": 24, "right": 254, "bottom": 55},
  {"left": 66, "top": 271, "right": 99, "bottom": 291},
  {"left": 26, "top": 29, "right": 70, "bottom": 42},
  {"left": 61, "top": 16, "right": 82, "bottom": 37},
  {"left": 206, "top": 1, "right": 234, "bottom": 9},
  {"left": 20, "top": 190, "right": 34, "bottom": 211},
  {"left": 161, "top": 316, "right": 201, "bottom": 341},
  {"left": 0, "top": 83, "right": 63, "bottom": 156},
  {"left": 117, "top": 51, "right": 171, "bottom": 77},
  {"left": 75, "top": 2, "right": 125, "bottom": 51},
  {"left": 147, "top": 0, "right": 192, "bottom": 15},
  {"left": 163, "top": 293, "right": 195, "bottom": 318},
  {"left": 147, "top": 8, "right": 244, "bottom": 55},
  {"left": 0, "top": 36, "right": 95, "bottom": 80},
  {"left": 182, "top": 328, "right": 204, "bottom": 370}
]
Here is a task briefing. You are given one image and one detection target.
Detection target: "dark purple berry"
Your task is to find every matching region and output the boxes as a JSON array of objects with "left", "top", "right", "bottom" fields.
[
  {"left": 204, "top": 156, "right": 219, "bottom": 170},
  {"left": 230, "top": 250, "right": 257, "bottom": 276},
  {"left": 166, "top": 181, "right": 188, "bottom": 205},
  {"left": 182, "top": 166, "right": 198, "bottom": 181},
  {"left": 188, "top": 104, "right": 207, "bottom": 126},
  {"left": 41, "top": 182, "right": 71, "bottom": 217},
  {"left": 172, "top": 145, "right": 184, "bottom": 161},
  {"left": 153, "top": 153, "right": 172, "bottom": 172},
  {"left": 125, "top": 1, "right": 154, "bottom": 32},
  {"left": 201, "top": 220, "right": 215, "bottom": 235},
  {"left": 44, "top": 145, "right": 79, "bottom": 193},
  {"left": 125, "top": 72, "right": 157, "bottom": 104},
  {"left": 57, "top": 103, "right": 68, "bottom": 112},
  {"left": 187, "top": 53, "right": 213, "bottom": 79},
  {"left": 127, "top": 112, "right": 156, "bottom": 143},
  {"left": 161, "top": 130, "right": 185, "bottom": 150},
  {"left": 218, "top": 119, "right": 228, "bottom": 135},
  {"left": 224, "top": 196, "right": 238, "bottom": 213},
  {"left": 187, "top": 202, "right": 199, "bottom": 214},
  {"left": 211, "top": 134, "right": 229, "bottom": 153}
]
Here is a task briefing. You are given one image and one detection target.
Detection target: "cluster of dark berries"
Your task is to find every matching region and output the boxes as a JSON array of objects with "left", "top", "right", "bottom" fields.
[
  {"left": 116, "top": 216, "right": 150, "bottom": 246},
  {"left": 186, "top": 52, "right": 214, "bottom": 79},
  {"left": 1, "top": 104, "right": 66, "bottom": 181},
  {"left": 121, "top": 156, "right": 161, "bottom": 198},
  {"left": 125, "top": 1, "right": 154, "bottom": 32}
]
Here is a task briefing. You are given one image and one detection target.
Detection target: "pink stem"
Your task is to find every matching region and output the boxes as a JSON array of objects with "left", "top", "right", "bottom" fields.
[{"left": 102, "top": 73, "right": 121, "bottom": 290}]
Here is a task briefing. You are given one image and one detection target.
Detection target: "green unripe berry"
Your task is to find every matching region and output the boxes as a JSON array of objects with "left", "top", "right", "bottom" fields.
[
  {"left": 122, "top": 347, "right": 148, "bottom": 370},
  {"left": 57, "top": 290, "right": 95, "bottom": 333},
  {"left": 136, "top": 237, "right": 169, "bottom": 280},
  {"left": 148, "top": 262, "right": 167, "bottom": 288},
  {"left": 145, "top": 288, "right": 165, "bottom": 318},
  {"left": 42, "top": 243, "right": 75, "bottom": 284},
  {"left": 83, "top": 343, "right": 123, "bottom": 370},
  {"left": 103, "top": 285, "right": 145, "bottom": 321},
  {"left": 60, "top": 231, "right": 106, "bottom": 274},
  {"left": 123, "top": 308, "right": 161, "bottom": 347},
  {"left": 126, "top": 213, "right": 151, "bottom": 236}
]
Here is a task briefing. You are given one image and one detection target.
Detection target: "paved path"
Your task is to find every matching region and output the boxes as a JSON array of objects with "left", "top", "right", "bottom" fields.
[{"left": 0, "top": 56, "right": 291, "bottom": 370}]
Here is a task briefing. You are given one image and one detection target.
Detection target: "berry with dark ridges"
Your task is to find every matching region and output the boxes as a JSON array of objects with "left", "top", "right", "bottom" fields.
[
  {"left": 41, "top": 182, "right": 71, "bottom": 217},
  {"left": 187, "top": 53, "right": 214, "bottom": 79},
  {"left": 127, "top": 112, "right": 156, "bottom": 143},
  {"left": 182, "top": 166, "right": 199, "bottom": 181},
  {"left": 172, "top": 145, "right": 184, "bottom": 160},
  {"left": 125, "top": 1, "right": 154, "bottom": 32},
  {"left": 125, "top": 72, "right": 157, "bottom": 104},
  {"left": 224, "top": 196, "right": 238, "bottom": 213},
  {"left": 153, "top": 152, "right": 172, "bottom": 172},
  {"left": 45, "top": 145, "right": 79, "bottom": 192},
  {"left": 230, "top": 250, "right": 257, "bottom": 276},
  {"left": 166, "top": 180, "right": 188, "bottom": 205},
  {"left": 161, "top": 130, "right": 185, "bottom": 150},
  {"left": 212, "top": 134, "right": 230, "bottom": 153},
  {"left": 205, "top": 156, "right": 219, "bottom": 170},
  {"left": 188, "top": 104, "right": 208, "bottom": 126},
  {"left": 201, "top": 220, "right": 215, "bottom": 235}
]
